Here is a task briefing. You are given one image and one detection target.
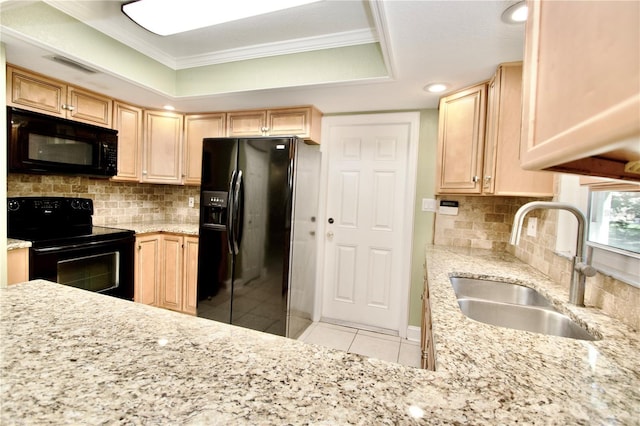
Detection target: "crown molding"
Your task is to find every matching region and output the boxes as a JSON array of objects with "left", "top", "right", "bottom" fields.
[
  {"left": 176, "top": 28, "right": 377, "bottom": 69},
  {"left": 44, "top": 0, "right": 379, "bottom": 71},
  {"left": 369, "top": 0, "right": 396, "bottom": 80}
]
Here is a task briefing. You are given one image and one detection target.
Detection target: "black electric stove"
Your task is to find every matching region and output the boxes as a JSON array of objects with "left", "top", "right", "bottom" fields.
[{"left": 7, "top": 197, "right": 135, "bottom": 300}]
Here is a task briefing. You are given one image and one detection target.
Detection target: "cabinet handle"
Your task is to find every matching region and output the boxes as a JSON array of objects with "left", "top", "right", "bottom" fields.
[
  {"left": 472, "top": 176, "right": 480, "bottom": 183},
  {"left": 61, "top": 104, "right": 76, "bottom": 111}
]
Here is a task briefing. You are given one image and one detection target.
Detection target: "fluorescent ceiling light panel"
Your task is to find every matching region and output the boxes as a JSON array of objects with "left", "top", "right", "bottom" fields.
[{"left": 122, "top": 0, "right": 321, "bottom": 36}]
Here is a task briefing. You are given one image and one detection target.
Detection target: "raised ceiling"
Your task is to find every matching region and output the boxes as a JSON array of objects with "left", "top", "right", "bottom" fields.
[{"left": 0, "top": 0, "right": 525, "bottom": 113}]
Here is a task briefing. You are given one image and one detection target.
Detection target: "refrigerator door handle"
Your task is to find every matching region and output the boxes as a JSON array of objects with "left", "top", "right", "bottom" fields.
[
  {"left": 226, "top": 170, "right": 237, "bottom": 254},
  {"left": 232, "top": 170, "right": 243, "bottom": 255}
]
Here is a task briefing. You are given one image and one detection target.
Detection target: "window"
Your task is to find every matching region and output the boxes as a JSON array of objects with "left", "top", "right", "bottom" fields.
[
  {"left": 587, "top": 189, "right": 640, "bottom": 287},
  {"left": 589, "top": 191, "right": 640, "bottom": 254}
]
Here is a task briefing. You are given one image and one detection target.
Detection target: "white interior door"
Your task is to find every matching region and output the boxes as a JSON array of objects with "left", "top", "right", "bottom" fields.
[{"left": 319, "top": 113, "right": 419, "bottom": 336}]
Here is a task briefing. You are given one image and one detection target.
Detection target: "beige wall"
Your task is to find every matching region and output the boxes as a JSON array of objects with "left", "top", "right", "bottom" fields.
[
  {"left": 407, "top": 110, "right": 438, "bottom": 327},
  {"left": 1, "top": 43, "right": 7, "bottom": 288},
  {"left": 432, "top": 192, "right": 640, "bottom": 331}
]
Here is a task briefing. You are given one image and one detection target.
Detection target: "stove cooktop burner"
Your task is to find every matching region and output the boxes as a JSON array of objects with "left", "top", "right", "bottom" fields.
[{"left": 7, "top": 197, "right": 134, "bottom": 248}]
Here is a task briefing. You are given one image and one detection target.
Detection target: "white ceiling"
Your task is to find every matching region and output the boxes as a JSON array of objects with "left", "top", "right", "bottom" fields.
[{"left": 0, "top": 0, "right": 526, "bottom": 114}]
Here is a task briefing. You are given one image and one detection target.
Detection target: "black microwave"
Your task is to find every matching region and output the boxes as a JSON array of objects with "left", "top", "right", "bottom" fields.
[{"left": 7, "top": 107, "right": 118, "bottom": 178}]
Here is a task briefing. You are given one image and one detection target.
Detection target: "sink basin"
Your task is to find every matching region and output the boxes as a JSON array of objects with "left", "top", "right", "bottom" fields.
[
  {"left": 449, "top": 277, "right": 597, "bottom": 341},
  {"left": 450, "top": 277, "right": 553, "bottom": 307},
  {"left": 456, "top": 299, "right": 596, "bottom": 341}
]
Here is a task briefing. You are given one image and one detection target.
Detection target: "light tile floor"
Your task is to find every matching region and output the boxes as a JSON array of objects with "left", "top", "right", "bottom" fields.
[{"left": 297, "top": 322, "right": 422, "bottom": 368}]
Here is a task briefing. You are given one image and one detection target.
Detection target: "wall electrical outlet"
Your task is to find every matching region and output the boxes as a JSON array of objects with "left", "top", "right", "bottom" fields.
[
  {"left": 188, "top": 197, "right": 195, "bottom": 208},
  {"left": 527, "top": 217, "right": 537, "bottom": 237}
]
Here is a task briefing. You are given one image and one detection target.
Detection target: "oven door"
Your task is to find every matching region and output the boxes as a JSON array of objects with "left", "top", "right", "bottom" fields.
[{"left": 30, "top": 236, "right": 134, "bottom": 300}]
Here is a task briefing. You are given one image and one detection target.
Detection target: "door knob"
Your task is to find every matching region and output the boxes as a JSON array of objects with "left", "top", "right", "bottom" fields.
[{"left": 327, "top": 231, "right": 334, "bottom": 238}]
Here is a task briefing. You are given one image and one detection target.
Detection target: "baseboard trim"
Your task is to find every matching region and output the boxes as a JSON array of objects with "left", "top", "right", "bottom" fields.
[{"left": 406, "top": 325, "right": 420, "bottom": 342}]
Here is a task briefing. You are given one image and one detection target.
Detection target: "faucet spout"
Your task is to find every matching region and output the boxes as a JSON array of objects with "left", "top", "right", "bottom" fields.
[{"left": 509, "top": 201, "right": 596, "bottom": 306}]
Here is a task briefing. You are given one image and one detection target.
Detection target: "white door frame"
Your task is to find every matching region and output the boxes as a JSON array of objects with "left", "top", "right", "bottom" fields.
[{"left": 314, "top": 112, "right": 420, "bottom": 338}]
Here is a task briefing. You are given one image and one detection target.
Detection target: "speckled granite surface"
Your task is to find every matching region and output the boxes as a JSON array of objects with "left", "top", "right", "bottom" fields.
[
  {"left": 6, "top": 239, "right": 31, "bottom": 251},
  {"left": 115, "top": 222, "right": 199, "bottom": 236},
  {"left": 1, "top": 246, "right": 638, "bottom": 424},
  {"left": 7, "top": 222, "right": 198, "bottom": 250}
]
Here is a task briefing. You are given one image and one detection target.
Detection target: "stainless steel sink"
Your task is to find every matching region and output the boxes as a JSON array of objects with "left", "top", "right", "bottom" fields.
[
  {"left": 456, "top": 298, "right": 596, "bottom": 341},
  {"left": 450, "top": 277, "right": 553, "bottom": 307},
  {"left": 450, "top": 277, "right": 597, "bottom": 341}
]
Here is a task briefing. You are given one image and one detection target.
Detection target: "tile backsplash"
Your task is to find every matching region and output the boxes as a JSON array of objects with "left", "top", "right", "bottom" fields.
[
  {"left": 433, "top": 195, "right": 543, "bottom": 251},
  {"left": 434, "top": 195, "right": 639, "bottom": 331},
  {"left": 7, "top": 174, "right": 200, "bottom": 225}
]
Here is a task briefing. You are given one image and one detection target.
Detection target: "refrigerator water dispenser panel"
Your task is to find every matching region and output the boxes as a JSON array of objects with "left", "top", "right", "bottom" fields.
[{"left": 202, "top": 190, "right": 228, "bottom": 228}]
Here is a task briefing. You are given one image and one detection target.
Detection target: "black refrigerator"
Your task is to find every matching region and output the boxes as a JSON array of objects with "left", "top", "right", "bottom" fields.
[{"left": 196, "top": 137, "right": 320, "bottom": 338}]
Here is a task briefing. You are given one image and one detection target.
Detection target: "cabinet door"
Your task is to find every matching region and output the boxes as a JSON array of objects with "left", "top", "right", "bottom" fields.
[
  {"left": 182, "top": 236, "right": 199, "bottom": 315},
  {"left": 143, "top": 110, "right": 184, "bottom": 184},
  {"left": 67, "top": 87, "right": 113, "bottom": 128},
  {"left": 7, "top": 248, "right": 29, "bottom": 285},
  {"left": 267, "top": 107, "right": 310, "bottom": 137},
  {"left": 483, "top": 73, "right": 499, "bottom": 194},
  {"left": 7, "top": 66, "right": 66, "bottom": 118},
  {"left": 159, "top": 235, "right": 183, "bottom": 312},
  {"left": 488, "top": 64, "right": 554, "bottom": 196},
  {"left": 521, "top": 0, "right": 640, "bottom": 180},
  {"left": 112, "top": 102, "right": 143, "bottom": 182},
  {"left": 436, "top": 83, "right": 487, "bottom": 194},
  {"left": 184, "top": 113, "right": 225, "bottom": 185},
  {"left": 227, "top": 110, "right": 266, "bottom": 136},
  {"left": 135, "top": 234, "right": 160, "bottom": 306}
]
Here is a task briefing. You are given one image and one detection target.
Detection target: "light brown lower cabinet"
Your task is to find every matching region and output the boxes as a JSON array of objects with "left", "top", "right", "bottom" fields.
[
  {"left": 421, "top": 266, "right": 436, "bottom": 370},
  {"left": 134, "top": 233, "right": 198, "bottom": 315},
  {"left": 7, "top": 248, "right": 29, "bottom": 285}
]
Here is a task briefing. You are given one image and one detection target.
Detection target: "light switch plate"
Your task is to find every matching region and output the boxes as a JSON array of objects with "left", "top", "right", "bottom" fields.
[
  {"left": 188, "top": 197, "right": 195, "bottom": 208},
  {"left": 421, "top": 198, "right": 437, "bottom": 212}
]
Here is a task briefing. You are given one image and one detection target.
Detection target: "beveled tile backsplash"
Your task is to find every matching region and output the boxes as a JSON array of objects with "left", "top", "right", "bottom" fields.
[{"left": 7, "top": 174, "right": 200, "bottom": 226}]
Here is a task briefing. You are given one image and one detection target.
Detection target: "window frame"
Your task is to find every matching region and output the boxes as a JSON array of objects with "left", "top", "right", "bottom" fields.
[{"left": 584, "top": 178, "right": 640, "bottom": 288}]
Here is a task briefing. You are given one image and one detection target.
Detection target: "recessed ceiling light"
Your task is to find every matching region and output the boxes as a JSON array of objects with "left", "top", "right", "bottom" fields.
[
  {"left": 163, "top": 105, "right": 176, "bottom": 111},
  {"left": 122, "top": 0, "right": 321, "bottom": 36},
  {"left": 424, "top": 83, "right": 448, "bottom": 93},
  {"left": 502, "top": 1, "right": 528, "bottom": 24}
]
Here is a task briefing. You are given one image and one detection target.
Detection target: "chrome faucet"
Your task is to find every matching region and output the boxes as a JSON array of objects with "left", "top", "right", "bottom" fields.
[{"left": 509, "top": 201, "right": 596, "bottom": 306}]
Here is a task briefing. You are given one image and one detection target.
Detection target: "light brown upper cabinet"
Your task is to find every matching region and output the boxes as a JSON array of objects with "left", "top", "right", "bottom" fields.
[
  {"left": 184, "top": 113, "right": 226, "bottom": 185},
  {"left": 483, "top": 63, "right": 553, "bottom": 196},
  {"left": 7, "top": 65, "right": 113, "bottom": 128},
  {"left": 142, "top": 110, "right": 184, "bottom": 184},
  {"left": 437, "top": 63, "right": 554, "bottom": 196},
  {"left": 227, "top": 106, "right": 322, "bottom": 143},
  {"left": 436, "top": 82, "right": 487, "bottom": 194},
  {"left": 520, "top": 0, "right": 640, "bottom": 182},
  {"left": 112, "top": 101, "right": 143, "bottom": 182}
]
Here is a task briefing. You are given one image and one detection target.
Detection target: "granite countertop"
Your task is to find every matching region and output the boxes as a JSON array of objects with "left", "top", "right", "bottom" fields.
[
  {"left": 6, "top": 239, "right": 31, "bottom": 251},
  {"left": 112, "top": 221, "right": 199, "bottom": 236},
  {"left": 1, "top": 246, "right": 638, "bottom": 424},
  {"left": 6, "top": 222, "right": 199, "bottom": 250}
]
